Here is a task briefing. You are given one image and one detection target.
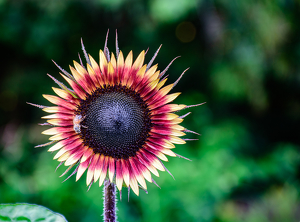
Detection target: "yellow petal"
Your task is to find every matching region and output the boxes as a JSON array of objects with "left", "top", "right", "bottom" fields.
[
  {"left": 171, "top": 129, "right": 186, "bottom": 137},
  {"left": 49, "top": 133, "right": 64, "bottom": 141},
  {"left": 54, "top": 148, "right": 68, "bottom": 159},
  {"left": 156, "top": 78, "right": 168, "bottom": 90},
  {"left": 73, "top": 60, "right": 87, "bottom": 76},
  {"left": 110, "top": 53, "right": 117, "bottom": 69},
  {"left": 42, "top": 106, "right": 59, "bottom": 113},
  {"left": 171, "top": 118, "right": 184, "bottom": 124},
  {"left": 169, "top": 136, "right": 186, "bottom": 144},
  {"left": 42, "top": 128, "right": 59, "bottom": 135},
  {"left": 42, "top": 114, "right": 59, "bottom": 119},
  {"left": 130, "top": 176, "right": 139, "bottom": 196},
  {"left": 42, "top": 94, "right": 60, "bottom": 105},
  {"left": 162, "top": 139, "right": 175, "bottom": 149},
  {"left": 57, "top": 151, "right": 71, "bottom": 162},
  {"left": 76, "top": 163, "right": 88, "bottom": 181},
  {"left": 99, "top": 50, "right": 108, "bottom": 73},
  {"left": 171, "top": 124, "right": 185, "bottom": 131},
  {"left": 160, "top": 148, "right": 176, "bottom": 157},
  {"left": 155, "top": 152, "right": 168, "bottom": 162},
  {"left": 164, "top": 92, "right": 181, "bottom": 104},
  {"left": 94, "top": 155, "right": 105, "bottom": 182},
  {"left": 152, "top": 158, "right": 165, "bottom": 171},
  {"left": 117, "top": 51, "right": 124, "bottom": 69},
  {"left": 146, "top": 164, "right": 159, "bottom": 177},
  {"left": 141, "top": 168, "right": 152, "bottom": 183},
  {"left": 136, "top": 64, "right": 147, "bottom": 78},
  {"left": 147, "top": 79, "right": 159, "bottom": 92},
  {"left": 158, "top": 84, "right": 173, "bottom": 97},
  {"left": 136, "top": 174, "right": 147, "bottom": 190},
  {"left": 48, "top": 141, "right": 64, "bottom": 152},
  {"left": 133, "top": 50, "right": 145, "bottom": 69},
  {"left": 107, "top": 62, "right": 114, "bottom": 84},
  {"left": 165, "top": 113, "right": 179, "bottom": 120},
  {"left": 145, "top": 64, "right": 158, "bottom": 78},
  {"left": 52, "top": 87, "right": 70, "bottom": 99},
  {"left": 70, "top": 66, "right": 83, "bottom": 82},
  {"left": 148, "top": 70, "right": 160, "bottom": 82},
  {"left": 99, "top": 169, "right": 107, "bottom": 187},
  {"left": 124, "top": 51, "right": 133, "bottom": 69}
]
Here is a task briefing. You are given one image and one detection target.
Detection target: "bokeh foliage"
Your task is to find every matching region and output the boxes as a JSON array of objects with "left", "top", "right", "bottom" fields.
[{"left": 0, "top": 0, "right": 300, "bottom": 221}]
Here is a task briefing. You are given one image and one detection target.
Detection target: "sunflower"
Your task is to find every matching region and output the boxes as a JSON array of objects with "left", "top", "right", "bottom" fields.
[{"left": 29, "top": 31, "right": 203, "bottom": 196}]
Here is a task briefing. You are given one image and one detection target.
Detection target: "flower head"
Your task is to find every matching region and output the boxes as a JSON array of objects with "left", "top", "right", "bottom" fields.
[{"left": 30, "top": 31, "right": 203, "bottom": 196}]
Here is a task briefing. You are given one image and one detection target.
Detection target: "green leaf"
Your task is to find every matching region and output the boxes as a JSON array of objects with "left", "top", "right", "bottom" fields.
[{"left": 0, "top": 203, "right": 67, "bottom": 222}]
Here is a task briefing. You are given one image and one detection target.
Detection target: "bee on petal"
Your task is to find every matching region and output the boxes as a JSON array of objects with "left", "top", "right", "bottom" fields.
[{"left": 73, "top": 115, "right": 85, "bottom": 133}]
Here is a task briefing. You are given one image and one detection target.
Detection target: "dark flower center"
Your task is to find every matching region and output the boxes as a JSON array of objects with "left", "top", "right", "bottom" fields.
[{"left": 77, "top": 85, "right": 152, "bottom": 159}]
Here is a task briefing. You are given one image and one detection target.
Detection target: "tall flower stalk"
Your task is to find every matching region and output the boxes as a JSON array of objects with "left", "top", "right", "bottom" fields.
[{"left": 104, "top": 180, "right": 116, "bottom": 222}]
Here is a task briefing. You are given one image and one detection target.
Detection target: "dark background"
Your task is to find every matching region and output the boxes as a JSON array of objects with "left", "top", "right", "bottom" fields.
[{"left": 1, "top": 0, "right": 300, "bottom": 221}]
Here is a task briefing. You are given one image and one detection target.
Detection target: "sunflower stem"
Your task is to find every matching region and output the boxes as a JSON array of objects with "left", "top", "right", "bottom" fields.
[{"left": 104, "top": 179, "right": 117, "bottom": 222}]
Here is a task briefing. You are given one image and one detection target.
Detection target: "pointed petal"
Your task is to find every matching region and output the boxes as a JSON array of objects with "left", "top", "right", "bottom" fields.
[
  {"left": 99, "top": 156, "right": 108, "bottom": 187},
  {"left": 80, "top": 148, "right": 94, "bottom": 163},
  {"left": 87, "top": 63, "right": 100, "bottom": 87},
  {"left": 64, "top": 145, "right": 88, "bottom": 166},
  {"left": 42, "top": 95, "right": 76, "bottom": 110},
  {"left": 47, "top": 119, "right": 73, "bottom": 127},
  {"left": 151, "top": 104, "right": 186, "bottom": 115},
  {"left": 99, "top": 50, "right": 108, "bottom": 83},
  {"left": 149, "top": 84, "right": 174, "bottom": 105},
  {"left": 124, "top": 51, "right": 133, "bottom": 69},
  {"left": 116, "top": 51, "right": 124, "bottom": 83},
  {"left": 70, "top": 66, "right": 92, "bottom": 94},
  {"left": 57, "top": 151, "right": 71, "bottom": 162},
  {"left": 144, "top": 64, "right": 158, "bottom": 78},
  {"left": 48, "top": 141, "right": 65, "bottom": 152},
  {"left": 52, "top": 87, "right": 77, "bottom": 102},
  {"left": 107, "top": 62, "right": 115, "bottom": 85},
  {"left": 76, "top": 156, "right": 91, "bottom": 181},
  {"left": 60, "top": 73, "right": 87, "bottom": 100},
  {"left": 151, "top": 113, "right": 179, "bottom": 121},
  {"left": 129, "top": 158, "right": 147, "bottom": 190},
  {"left": 86, "top": 153, "right": 100, "bottom": 186},
  {"left": 129, "top": 172, "right": 139, "bottom": 196},
  {"left": 73, "top": 61, "right": 96, "bottom": 91},
  {"left": 137, "top": 152, "right": 159, "bottom": 177},
  {"left": 145, "top": 145, "right": 168, "bottom": 162},
  {"left": 133, "top": 158, "right": 152, "bottom": 182},
  {"left": 108, "top": 157, "right": 115, "bottom": 183},
  {"left": 115, "top": 159, "right": 123, "bottom": 191},
  {"left": 48, "top": 135, "right": 80, "bottom": 151},
  {"left": 121, "top": 159, "right": 130, "bottom": 187},
  {"left": 94, "top": 154, "right": 105, "bottom": 182},
  {"left": 42, "top": 106, "right": 74, "bottom": 114},
  {"left": 110, "top": 53, "right": 117, "bottom": 69},
  {"left": 42, "top": 113, "right": 72, "bottom": 120},
  {"left": 132, "top": 50, "right": 145, "bottom": 70},
  {"left": 132, "top": 64, "right": 147, "bottom": 88},
  {"left": 42, "top": 126, "right": 73, "bottom": 135},
  {"left": 152, "top": 117, "right": 183, "bottom": 125},
  {"left": 169, "top": 135, "right": 186, "bottom": 144},
  {"left": 89, "top": 54, "right": 105, "bottom": 86},
  {"left": 141, "top": 150, "right": 165, "bottom": 171},
  {"left": 148, "top": 92, "right": 181, "bottom": 110}
]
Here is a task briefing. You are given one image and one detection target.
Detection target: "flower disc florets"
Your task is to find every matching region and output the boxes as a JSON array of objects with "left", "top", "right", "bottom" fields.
[{"left": 78, "top": 85, "right": 152, "bottom": 159}]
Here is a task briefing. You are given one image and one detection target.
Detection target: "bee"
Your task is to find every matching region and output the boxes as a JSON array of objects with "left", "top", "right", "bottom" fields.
[{"left": 73, "top": 115, "right": 86, "bottom": 133}]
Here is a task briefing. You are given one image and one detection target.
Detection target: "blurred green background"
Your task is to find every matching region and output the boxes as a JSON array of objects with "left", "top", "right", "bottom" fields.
[{"left": 1, "top": 0, "right": 300, "bottom": 221}]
